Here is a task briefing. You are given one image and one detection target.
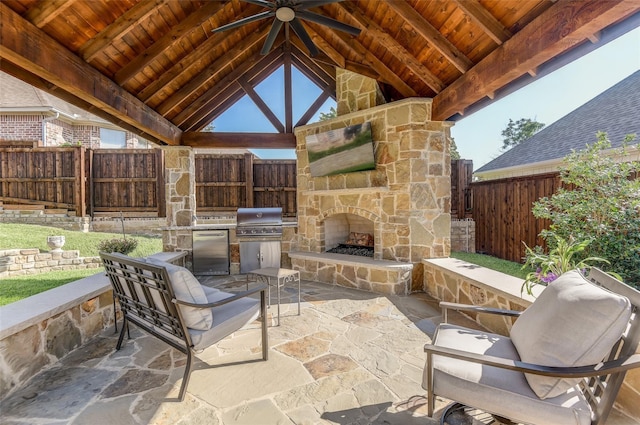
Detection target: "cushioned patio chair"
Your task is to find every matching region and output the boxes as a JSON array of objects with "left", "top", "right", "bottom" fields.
[
  {"left": 100, "top": 252, "right": 269, "bottom": 401},
  {"left": 423, "top": 268, "right": 640, "bottom": 425}
]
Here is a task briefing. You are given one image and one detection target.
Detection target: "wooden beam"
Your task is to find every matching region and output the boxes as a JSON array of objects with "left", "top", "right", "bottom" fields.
[
  {"left": 79, "top": 0, "right": 169, "bottom": 62},
  {"left": 114, "top": 1, "right": 226, "bottom": 86},
  {"left": 175, "top": 47, "right": 284, "bottom": 130},
  {"left": 0, "top": 3, "right": 181, "bottom": 145},
  {"left": 181, "top": 132, "right": 296, "bottom": 148},
  {"left": 238, "top": 76, "right": 285, "bottom": 133},
  {"left": 26, "top": 0, "right": 75, "bottom": 28},
  {"left": 289, "top": 43, "right": 336, "bottom": 89},
  {"left": 432, "top": 0, "right": 640, "bottom": 121},
  {"left": 157, "top": 24, "right": 269, "bottom": 117},
  {"left": 284, "top": 52, "right": 293, "bottom": 133},
  {"left": 295, "top": 90, "right": 331, "bottom": 127},
  {"left": 453, "top": 0, "right": 512, "bottom": 45},
  {"left": 339, "top": 2, "right": 445, "bottom": 93},
  {"left": 386, "top": 0, "right": 473, "bottom": 73},
  {"left": 301, "top": 22, "right": 346, "bottom": 68}
]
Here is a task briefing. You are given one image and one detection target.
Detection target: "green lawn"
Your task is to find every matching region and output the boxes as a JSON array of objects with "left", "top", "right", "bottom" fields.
[
  {"left": 0, "top": 223, "right": 163, "bottom": 305},
  {"left": 0, "top": 268, "right": 102, "bottom": 306},
  {"left": 450, "top": 251, "right": 530, "bottom": 279}
]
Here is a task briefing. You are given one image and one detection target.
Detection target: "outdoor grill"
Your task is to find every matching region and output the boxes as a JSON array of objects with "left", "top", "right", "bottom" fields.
[
  {"left": 236, "top": 207, "right": 283, "bottom": 239},
  {"left": 236, "top": 207, "right": 283, "bottom": 273}
]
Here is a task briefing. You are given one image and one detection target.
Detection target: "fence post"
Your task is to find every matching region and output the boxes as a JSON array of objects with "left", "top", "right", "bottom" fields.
[
  {"left": 75, "top": 147, "right": 87, "bottom": 217},
  {"left": 244, "top": 152, "right": 254, "bottom": 208},
  {"left": 156, "top": 148, "right": 166, "bottom": 218}
]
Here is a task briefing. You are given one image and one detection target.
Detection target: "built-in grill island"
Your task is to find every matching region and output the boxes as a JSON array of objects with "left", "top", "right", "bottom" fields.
[{"left": 236, "top": 207, "right": 283, "bottom": 273}]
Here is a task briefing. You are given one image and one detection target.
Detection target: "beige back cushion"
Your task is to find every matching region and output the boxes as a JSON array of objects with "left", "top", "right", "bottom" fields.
[
  {"left": 145, "top": 257, "right": 213, "bottom": 331},
  {"left": 510, "top": 269, "right": 631, "bottom": 399}
]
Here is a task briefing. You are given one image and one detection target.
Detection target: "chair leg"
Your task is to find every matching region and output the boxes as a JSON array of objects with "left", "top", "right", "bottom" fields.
[
  {"left": 116, "top": 319, "right": 128, "bottom": 350},
  {"left": 426, "top": 352, "right": 435, "bottom": 417},
  {"left": 178, "top": 350, "right": 193, "bottom": 402},
  {"left": 261, "top": 289, "right": 269, "bottom": 360}
]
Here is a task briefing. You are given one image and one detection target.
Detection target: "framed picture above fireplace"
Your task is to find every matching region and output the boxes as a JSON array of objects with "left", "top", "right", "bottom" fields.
[{"left": 306, "top": 122, "right": 375, "bottom": 177}]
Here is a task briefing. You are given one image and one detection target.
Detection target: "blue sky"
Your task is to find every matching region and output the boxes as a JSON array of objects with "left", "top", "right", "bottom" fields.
[{"left": 213, "top": 26, "right": 640, "bottom": 164}]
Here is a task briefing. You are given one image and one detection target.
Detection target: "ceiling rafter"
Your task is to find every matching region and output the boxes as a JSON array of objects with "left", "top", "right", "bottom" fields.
[
  {"left": 238, "top": 75, "right": 285, "bottom": 133},
  {"left": 338, "top": 2, "right": 445, "bottom": 93},
  {"left": 0, "top": 2, "right": 181, "bottom": 145},
  {"left": 25, "top": 0, "right": 75, "bottom": 28},
  {"left": 289, "top": 42, "right": 336, "bottom": 89},
  {"left": 136, "top": 3, "right": 265, "bottom": 103},
  {"left": 453, "top": 0, "right": 512, "bottom": 45},
  {"left": 114, "top": 1, "right": 227, "bottom": 86},
  {"left": 386, "top": 1, "right": 473, "bottom": 74},
  {"left": 180, "top": 46, "right": 285, "bottom": 130},
  {"left": 432, "top": 0, "right": 638, "bottom": 120},
  {"left": 79, "top": 0, "right": 169, "bottom": 62},
  {"left": 300, "top": 22, "right": 346, "bottom": 68},
  {"left": 157, "top": 24, "right": 271, "bottom": 117}
]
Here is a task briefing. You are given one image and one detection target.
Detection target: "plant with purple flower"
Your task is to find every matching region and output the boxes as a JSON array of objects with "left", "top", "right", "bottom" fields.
[{"left": 521, "top": 232, "right": 609, "bottom": 296}]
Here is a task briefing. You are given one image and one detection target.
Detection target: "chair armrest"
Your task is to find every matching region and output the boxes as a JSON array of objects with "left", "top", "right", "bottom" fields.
[
  {"left": 424, "top": 343, "right": 640, "bottom": 378},
  {"left": 440, "top": 302, "right": 522, "bottom": 323},
  {"left": 173, "top": 284, "right": 268, "bottom": 308}
]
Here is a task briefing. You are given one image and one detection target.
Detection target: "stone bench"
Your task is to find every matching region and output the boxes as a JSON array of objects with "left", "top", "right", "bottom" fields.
[{"left": 289, "top": 251, "right": 413, "bottom": 296}]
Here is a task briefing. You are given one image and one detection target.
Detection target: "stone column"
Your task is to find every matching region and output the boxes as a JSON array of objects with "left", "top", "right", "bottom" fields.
[
  {"left": 161, "top": 146, "right": 195, "bottom": 257},
  {"left": 336, "top": 69, "right": 386, "bottom": 115}
]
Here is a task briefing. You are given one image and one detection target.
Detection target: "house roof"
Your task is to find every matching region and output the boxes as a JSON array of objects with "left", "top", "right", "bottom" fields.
[
  {"left": 1, "top": 0, "right": 638, "bottom": 147},
  {"left": 475, "top": 69, "right": 640, "bottom": 175},
  {"left": 0, "top": 71, "right": 107, "bottom": 124}
]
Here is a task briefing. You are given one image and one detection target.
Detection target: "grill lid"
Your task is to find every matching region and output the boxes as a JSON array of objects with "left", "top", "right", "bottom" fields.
[{"left": 236, "top": 207, "right": 283, "bottom": 227}]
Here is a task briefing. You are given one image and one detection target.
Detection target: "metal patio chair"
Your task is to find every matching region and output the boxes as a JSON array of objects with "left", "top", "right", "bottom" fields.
[
  {"left": 423, "top": 268, "right": 640, "bottom": 425},
  {"left": 101, "top": 252, "right": 269, "bottom": 401}
]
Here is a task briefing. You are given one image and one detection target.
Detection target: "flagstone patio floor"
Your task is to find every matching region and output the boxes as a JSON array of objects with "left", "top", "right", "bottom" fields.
[{"left": 1, "top": 275, "right": 636, "bottom": 425}]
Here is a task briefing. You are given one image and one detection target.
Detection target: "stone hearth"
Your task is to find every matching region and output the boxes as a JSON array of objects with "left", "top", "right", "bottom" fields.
[{"left": 291, "top": 71, "right": 452, "bottom": 294}]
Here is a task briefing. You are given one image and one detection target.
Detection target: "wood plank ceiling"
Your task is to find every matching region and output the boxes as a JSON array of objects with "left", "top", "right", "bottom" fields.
[{"left": 1, "top": 0, "right": 638, "bottom": 148}]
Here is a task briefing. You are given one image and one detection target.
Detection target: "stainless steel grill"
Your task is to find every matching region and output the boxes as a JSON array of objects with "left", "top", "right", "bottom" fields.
[{"left": 236, "top": 207, "right": 283, "bottom": 238}]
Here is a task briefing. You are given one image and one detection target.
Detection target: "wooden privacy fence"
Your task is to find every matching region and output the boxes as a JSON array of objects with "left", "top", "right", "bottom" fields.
[
  {"left": 471, "top": 172, "right": 560, "bottom": 263},
  {"left": 1, "top": 146, "right": 466, "bottom": 221},
  {"left": 0, "top": 147, "right": 86, "bottom": 216},
  {"left": 451, "top": 159, "right": 473, "bottom": 219},
  {"left": 195, "top": 153, "right": 297, "bottom": 216}
]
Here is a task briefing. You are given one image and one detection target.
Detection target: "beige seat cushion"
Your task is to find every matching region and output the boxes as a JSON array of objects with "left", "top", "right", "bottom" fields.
[
  {"left": 510, "top": 269, "right": 632, "bottom": 399},
  {"left": 145, "top": 257, "right": 213, "bottom": 331}
]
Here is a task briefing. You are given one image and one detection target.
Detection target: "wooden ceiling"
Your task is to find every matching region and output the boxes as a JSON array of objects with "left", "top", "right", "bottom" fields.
[{"left": 1, "top": 0, "right": 638, "bottom": 148}]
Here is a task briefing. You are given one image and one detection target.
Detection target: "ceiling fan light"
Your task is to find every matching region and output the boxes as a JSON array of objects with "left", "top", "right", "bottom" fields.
[{"left": 276, "top": 7, "right": 295, "bottom": 22}]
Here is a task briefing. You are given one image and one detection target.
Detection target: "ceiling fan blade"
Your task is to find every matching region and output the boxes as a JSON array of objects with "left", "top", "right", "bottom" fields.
[
  {"left": 261, "top": 19, "right": 284, "bottom": 55},
  {"left": 241, "top": 0, "right": 274, "bottom": 7},
  {"left": 296, "top": 10, "right": 361, "bottom": 35},
  {"left": 297, "top": 0, "right": 343, "bottom": 10},
  {"left": 212, "top": 10, "right": 275, "bottom": 33},
  {"left": 289, "top": 18, "right": 319, "bottom": 57}
]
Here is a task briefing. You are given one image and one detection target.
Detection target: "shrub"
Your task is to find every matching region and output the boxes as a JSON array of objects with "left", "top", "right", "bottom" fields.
[
  {"left": 98, "top": 238, "right": 138, "bottom": 255},
  {"left": 531, "top": 132, "right": 640, "bottom": 287}
]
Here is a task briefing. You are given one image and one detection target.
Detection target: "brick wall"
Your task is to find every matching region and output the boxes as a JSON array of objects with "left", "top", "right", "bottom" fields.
[{"left": 0, "top": 115, "right": 42, "bottom": 141}]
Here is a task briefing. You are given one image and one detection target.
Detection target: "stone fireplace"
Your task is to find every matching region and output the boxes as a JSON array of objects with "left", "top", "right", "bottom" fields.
[{"left": 290, "top": 70, "right": 453, "bottom": 295}]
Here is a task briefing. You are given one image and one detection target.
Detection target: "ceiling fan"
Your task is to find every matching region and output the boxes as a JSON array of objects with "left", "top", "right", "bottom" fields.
[{"left": 212, "top": 0, "right": 361, "bottom": 57}]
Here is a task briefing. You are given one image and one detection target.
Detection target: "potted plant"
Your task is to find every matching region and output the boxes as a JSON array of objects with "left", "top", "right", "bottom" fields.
[
  {"left": 521, "top": 232, "right": 609, "bottom": 296},
  {"left": 46, "top": 235, "right": 65, "bottom": 252}
]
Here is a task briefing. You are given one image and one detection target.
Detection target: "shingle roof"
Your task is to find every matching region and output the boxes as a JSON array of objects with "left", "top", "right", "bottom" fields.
[
  {"left": 475, "top": 70, "right": 640, "bottom": 173},
  {"left": 0, "top": 71, "right": 105, "bottom": 123}
]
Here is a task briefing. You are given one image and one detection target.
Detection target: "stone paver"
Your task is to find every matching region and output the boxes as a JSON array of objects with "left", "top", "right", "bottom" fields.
[{"left": 6, "top": 276, "right": 634, "bottom": 425}]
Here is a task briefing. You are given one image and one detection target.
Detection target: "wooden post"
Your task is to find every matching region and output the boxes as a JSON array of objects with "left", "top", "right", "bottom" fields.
[
  {"left": 244, "top": 152, "right": 254, "bottom": 208},
  {"left": 75, "top": 146, "right": 87, "bottom": 217},
  {"left": 156, "top": 148, "right": 166, "bottom": 218}
]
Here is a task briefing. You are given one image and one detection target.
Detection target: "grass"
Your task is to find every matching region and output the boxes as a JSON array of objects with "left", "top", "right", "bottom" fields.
[
  {"left": 0, "top": 268, "right": 101, "bottom": 306},
  {"left": 0, "top": 223, "right": 162, "bottom": 257},
  {"left": 451, "top": 251, "right": 531, "bottom": 279},
  {"left": 0, "top": 223, "right": 163, "bottom": 305}
]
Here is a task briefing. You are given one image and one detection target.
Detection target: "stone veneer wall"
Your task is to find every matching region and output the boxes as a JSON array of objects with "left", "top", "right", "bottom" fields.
[
  {"left": 294, "top": 97, "right": 453, "bottom": 292},
  {"left": 423, "top": 257, "right": 640, "bottom": 422},
  {"left": 161, "top": 146, "right": 196, "bottom": 264},
  {"left": 0, "top": 273, "right": 114, "bottom": 400},
  {"left": 450, "top": 219, "right": 475, "bottom": 252},
  {"left": 0, "top": 249, "right": 101, "bottom": 278}
]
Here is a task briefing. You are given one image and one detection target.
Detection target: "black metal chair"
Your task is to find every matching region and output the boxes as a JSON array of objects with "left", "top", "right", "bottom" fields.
[{"left": 101, "top": 251, "right": 269, "bottom": 401}]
